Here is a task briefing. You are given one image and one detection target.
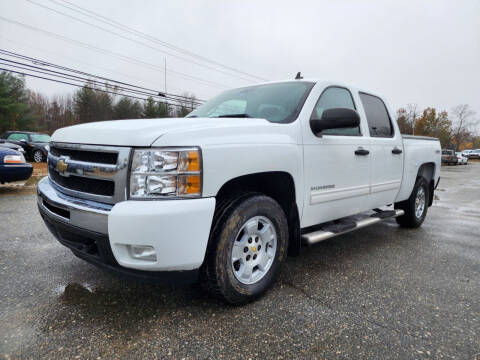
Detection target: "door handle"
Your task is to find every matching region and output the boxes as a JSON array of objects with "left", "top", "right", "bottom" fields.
[
  {"left": 392, "top": 148, "right": 403, "bottom": 155},
  {"left": 354, "top": 148, "right": 370, "bottom": 156}
]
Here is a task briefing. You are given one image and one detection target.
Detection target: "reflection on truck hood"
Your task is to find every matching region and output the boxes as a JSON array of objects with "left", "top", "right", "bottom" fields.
[{"left": 51, "top": 117, "right": 269, "bottom": 146}]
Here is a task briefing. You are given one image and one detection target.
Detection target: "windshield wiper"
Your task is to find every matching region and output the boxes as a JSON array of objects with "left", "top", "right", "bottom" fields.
[{"left": 215, "top": 113, "right": 251, "bottom": 118}]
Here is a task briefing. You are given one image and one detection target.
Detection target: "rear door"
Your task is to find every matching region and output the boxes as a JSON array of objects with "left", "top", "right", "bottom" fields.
[
  {"left": 359, "top": 93, "right": 404, "bottom": 208},
  {"left": 301, "top": 86, "right": 372, "bottom": 228}
]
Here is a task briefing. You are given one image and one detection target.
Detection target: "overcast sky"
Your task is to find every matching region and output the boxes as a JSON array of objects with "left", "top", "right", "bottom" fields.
[{"left": 1, "top": 0, "right": 479, "bottom": 128}]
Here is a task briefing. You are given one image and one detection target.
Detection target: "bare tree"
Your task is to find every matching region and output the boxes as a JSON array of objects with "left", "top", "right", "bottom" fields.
[
  {"left": 175, "top": 92, "right": 198, "bottom": 117},
  {"left": 396, "top": 104, "right": 419, "bottom": 135},
  {"left": 451, "top": 104, "right": 477, "bottom": 151}
]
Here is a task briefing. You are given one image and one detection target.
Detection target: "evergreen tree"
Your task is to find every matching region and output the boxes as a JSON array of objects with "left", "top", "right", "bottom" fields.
[
  {"left": 0, "top": 71, "right": 36, "bottom": 133},
  {"left": 143, "top": 97, "right": 169, "bottom": 118},
  {"left": 113, "top": 97, "right": 143, "bottom": 119},
  {"left": 73, "top": 84, "right": 113, "bottom": 123}
]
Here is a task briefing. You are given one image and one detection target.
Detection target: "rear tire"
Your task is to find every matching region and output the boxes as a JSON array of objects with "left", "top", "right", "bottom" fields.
[
  {"left": 33, "top": 150, "right": 44, "bottom": 163},
  {"left": 395, "top": 177, "right": 429, "bottom": 228},
  {"left": 202, "top": 194, "right": 288, "bottom": 305}
]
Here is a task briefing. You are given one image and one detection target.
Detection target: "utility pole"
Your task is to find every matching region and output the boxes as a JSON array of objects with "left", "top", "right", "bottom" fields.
[
  {"left": 164, "top": 58, "right": 168, "bottom": 116},
  {"left": 164, "top": 58, "right": 167, "bottom": 93}
]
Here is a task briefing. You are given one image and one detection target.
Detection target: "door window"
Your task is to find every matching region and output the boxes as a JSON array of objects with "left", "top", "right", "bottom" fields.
[
  {"left": 359, "top": 93, "right": 394, "bottom": 137},
  {"left": 311, "top": 87, "right": 360, "bottom": 136}
]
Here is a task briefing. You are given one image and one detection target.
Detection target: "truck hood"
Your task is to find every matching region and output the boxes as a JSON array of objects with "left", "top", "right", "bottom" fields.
[{"left": 51, "top": 117, "right": 270, "bottom": 146}]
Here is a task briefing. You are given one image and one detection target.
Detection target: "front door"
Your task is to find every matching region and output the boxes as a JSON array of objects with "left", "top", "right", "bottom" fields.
[{"left": 302, "top": 86, "right": 372, "bottom": 228}]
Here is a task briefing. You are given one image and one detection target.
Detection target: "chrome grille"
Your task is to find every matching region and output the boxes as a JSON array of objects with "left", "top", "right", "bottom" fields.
[
  {"left": 47, "top": 142, "right": 131, "bottom": 204},
  {"left": 50, "top": 146, "right": 118, "bottom": 165},
  {"left": 49, "top": 171, "right": 115, "bottom": 196}
]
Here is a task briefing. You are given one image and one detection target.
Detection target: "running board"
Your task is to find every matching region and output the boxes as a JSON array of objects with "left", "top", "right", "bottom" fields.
[{"left": 302, "top": 209, "right": 405, "bottom": 245}]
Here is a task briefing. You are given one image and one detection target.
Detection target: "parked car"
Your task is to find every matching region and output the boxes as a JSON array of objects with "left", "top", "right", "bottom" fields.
[
  {"left": 0, "top": 148, "right": 33, "bottom": 184},
  {"left": 455, "top": 152, "right": 468, "bottom": 165},
  {"left": 0, "top": 139, "right": 25, "bottom": 155},
  {"left": 467, "top": 149, "right": 480, "bottom": 159},
  {"left": 441, "top": 149, "right": 457, "bottom": 165},
  {"left": 37, "top": 79, "right": 441, "bottom": 304},
  {"left": 462, "top": 149, "right": 473, "bottom": 157},
  {"left": 0, "top": 131, "right": 50, "bottom": 162}
]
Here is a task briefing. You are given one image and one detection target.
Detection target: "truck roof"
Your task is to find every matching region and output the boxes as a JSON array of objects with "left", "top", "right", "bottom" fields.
[{"left": 244, "top": 79, "right": 386, "bottom": 101}]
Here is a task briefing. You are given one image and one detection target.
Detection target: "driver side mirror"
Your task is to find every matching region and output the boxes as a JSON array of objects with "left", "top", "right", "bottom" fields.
[{"left": 310, "top": 108, "right": 360, "bottom": 135}]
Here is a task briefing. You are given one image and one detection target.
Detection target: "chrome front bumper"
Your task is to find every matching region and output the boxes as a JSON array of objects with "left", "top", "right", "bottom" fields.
[{"left": 37, "top": 176, "right": 112, "bottom": 234}]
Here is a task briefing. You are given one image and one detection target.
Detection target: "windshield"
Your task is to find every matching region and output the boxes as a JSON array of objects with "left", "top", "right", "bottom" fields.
[
  {"left": 30, "top": 134, "right": 51, "bottom": 143},
  {"left": 187, "top": 81, "right": 315, "bottom": 123}
]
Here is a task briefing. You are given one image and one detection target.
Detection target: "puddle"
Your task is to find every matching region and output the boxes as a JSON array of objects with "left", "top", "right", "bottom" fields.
[
  {"left": 54, "top": 282, "right": 93, "bottom": 296},
  {"left": 56, "top": 282, "right": 96, "bottom": 304}
]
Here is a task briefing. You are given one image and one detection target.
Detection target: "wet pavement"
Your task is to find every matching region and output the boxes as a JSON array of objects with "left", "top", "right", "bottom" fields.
[{"left": 1, "top": 164, "right": 479, "bottom": 359}]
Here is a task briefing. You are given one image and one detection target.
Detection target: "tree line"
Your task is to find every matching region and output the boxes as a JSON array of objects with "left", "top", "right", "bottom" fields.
[
  {"left": 396, "top": 104, "right": 479, "bottom": 151},
  {"left": 0, "top": 71, "right": 198, "bottom": 134},
  {"left": 1, "top": 70, "right": 479, "bottom": 150}
]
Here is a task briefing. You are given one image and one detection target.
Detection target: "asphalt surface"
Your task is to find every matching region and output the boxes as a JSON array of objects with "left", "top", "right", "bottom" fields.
[{"left": 1, "top": 164, "right": 479, "bottom": 359}]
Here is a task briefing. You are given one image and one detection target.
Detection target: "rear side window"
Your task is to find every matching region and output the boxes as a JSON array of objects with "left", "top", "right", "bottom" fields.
[
  {"left": 359, "top": 93, "right": 393, "bottom": 137},
  {"left": 311, "top": 87, "right": 360, "bottom": 136},
  {"left": 7, "top": 133, "right": 28, "bottom": 141}
]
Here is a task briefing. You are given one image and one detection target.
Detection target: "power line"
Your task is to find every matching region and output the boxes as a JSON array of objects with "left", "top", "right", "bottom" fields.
[
  {"left": 0, "top": 51, "right": 205, "bottom": 104},
  {"left": 53, "top": 0, "right": 267, "bottom": 82},
  {"left": 0, "top": 60, "right": 203, "bottom": 106},
  {"left": 0, "top": 16, "right": 229, "bottom": 90},
  {"left": 0, "top": 67, "right": 199, "bottom": 109},
  {"left": 0, "top": 35, "right": 213, "bottom": 99},
  {"left": 0, "top": 49, "right": 195, "bottom": 101},
  {"left": 25, "top": 0, "right": 266, "bottom": 83}
]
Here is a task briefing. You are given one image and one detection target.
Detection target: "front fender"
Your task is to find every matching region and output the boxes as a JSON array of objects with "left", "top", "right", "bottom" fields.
[{"left": 201, "top": 143, "right": 303, "bottom": 215}]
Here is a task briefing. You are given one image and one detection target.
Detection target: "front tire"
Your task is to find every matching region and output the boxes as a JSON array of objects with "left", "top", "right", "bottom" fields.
[
  {"left": 202, "top": 194, "right": 288, "bottom": 305},
  {"left": 395, "top": 177, "right": 429, "bottom": 228}
]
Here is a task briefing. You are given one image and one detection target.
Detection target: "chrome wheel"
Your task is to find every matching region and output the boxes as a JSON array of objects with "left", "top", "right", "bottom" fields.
[
  {"left": 415, "top": 187, "right": 426, "bottom": 219},
  {"left": 231, "top": 216, "right": 277, "bottom": 285},
  {"left": 33, "top": 150, "right": 43, "bottom": 162}
]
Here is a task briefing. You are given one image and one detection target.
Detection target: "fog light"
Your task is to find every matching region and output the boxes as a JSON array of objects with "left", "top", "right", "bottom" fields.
[{"left": 127, "top": 245, "right": 157, "bottom": 261}]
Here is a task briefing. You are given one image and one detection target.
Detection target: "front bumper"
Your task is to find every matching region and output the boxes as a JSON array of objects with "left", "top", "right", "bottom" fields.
[
  {"left": 0, "top": 163, "right": 33, "bottom": 183},
  {"left": 37, "top": 177, "right": 216, "bottom": 280}
]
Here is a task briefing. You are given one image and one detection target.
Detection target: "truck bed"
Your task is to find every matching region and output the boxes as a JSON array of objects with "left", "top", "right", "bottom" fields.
[{"left": 402, "top": 135, "right": 439, "bottom": 141}]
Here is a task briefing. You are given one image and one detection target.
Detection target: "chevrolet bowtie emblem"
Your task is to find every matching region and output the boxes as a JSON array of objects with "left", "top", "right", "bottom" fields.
[
  {"left": 56, "top": 159, "right": 68, "bottom": 173},
  {"left": 251, "top": 246, "right": 257, "bottom": 252}
]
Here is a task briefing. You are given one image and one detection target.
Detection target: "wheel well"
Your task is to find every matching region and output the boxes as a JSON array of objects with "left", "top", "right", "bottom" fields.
[
  {"left": 416, "top": 162, "right": 435, "bottom": 207},
  {"left": 216, "top": 172, "right": 301, "bottom": 256}
]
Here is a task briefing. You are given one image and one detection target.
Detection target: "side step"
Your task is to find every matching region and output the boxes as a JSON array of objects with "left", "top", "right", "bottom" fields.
[{"left": 302, "top": 209, "right": 405, "bottom": 245}]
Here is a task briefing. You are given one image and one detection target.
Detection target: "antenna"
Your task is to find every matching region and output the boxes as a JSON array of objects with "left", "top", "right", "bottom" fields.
[{"left": 295, "top": 72, "right": 303, "bottom": 80}]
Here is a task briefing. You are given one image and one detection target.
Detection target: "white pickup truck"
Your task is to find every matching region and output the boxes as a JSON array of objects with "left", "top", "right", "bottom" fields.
[{"left": 37, "top": 79, "right": 441, "bottom": 304}]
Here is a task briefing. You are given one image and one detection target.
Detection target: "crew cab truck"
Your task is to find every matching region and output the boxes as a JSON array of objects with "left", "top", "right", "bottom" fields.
[{"left": 37, "top": 80, "right": 441, "bottom": 304}]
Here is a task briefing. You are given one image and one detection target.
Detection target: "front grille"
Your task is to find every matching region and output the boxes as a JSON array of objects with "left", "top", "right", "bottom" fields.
[
  {"left": 50, "top": 146, "right": 118, "bottom": 165},
  {"left": 48, "top": 143, "right": 130, "bottom": 204},
  {"left": 49, "top": 169, "right": 114, "bottom": 196}
]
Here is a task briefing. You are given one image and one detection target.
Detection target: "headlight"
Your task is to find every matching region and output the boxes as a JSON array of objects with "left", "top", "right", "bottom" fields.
[
  {"left": 4, "top": 154, "right": 26, "bottom": 164},
  {"left": 129, "top": 147, "right": 202, "bottom": 198},
  {"left": 45, "top": 144, "right": 50, "bottom": 152}
]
